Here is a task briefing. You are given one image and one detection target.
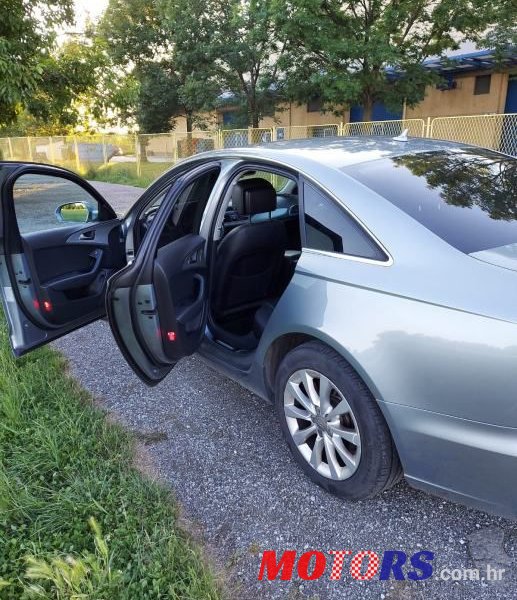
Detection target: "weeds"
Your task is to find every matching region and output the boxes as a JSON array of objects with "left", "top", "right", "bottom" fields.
[{"left": 0, "top": 319, "right": 221, "bottom": 599}]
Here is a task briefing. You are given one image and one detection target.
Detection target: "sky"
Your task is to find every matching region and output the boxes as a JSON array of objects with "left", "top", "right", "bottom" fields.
[{"left": 73, "top": 0, "right": 108, "bottom": 31}]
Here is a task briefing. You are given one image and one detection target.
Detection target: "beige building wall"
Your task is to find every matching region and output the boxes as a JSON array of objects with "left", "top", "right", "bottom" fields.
[
  {"left": 259, "top": 102, "right": 347, "bottom": 128},
  {"left": 406, "top": 71, "right": 511, "bottom": 118},
  {"left": 171, "top": 68, "right": 515, "bottom": 132},
  {"left": 173, "top": 112, "right": 219, "bottom": 131}
]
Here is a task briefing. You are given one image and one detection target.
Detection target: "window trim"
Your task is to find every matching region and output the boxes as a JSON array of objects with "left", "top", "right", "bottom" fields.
[{"left": 299, "top": 175, "right": 393, "bottom": 266}]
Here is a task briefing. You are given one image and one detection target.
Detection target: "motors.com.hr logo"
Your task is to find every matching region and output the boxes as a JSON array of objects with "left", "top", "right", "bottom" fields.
[
  {"left": 258, "top": 550, "right": 508, "bottom": 583},
  {"left": 258, "top": 550, "right": 434, "bottom": 581}
]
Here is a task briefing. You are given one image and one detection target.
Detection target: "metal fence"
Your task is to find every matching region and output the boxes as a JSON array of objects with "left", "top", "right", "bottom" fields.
[
  {"left": 343, "top": 118, "right": 426, "bottom": 138},
  {"left": 0, "top": 113, "right": 514, "bottom": 185},
  {"left": 429, "top": 113, "right": 517, "bottom": 157}
]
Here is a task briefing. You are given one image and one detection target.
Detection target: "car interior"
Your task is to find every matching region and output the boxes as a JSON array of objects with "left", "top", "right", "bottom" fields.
[
  {"left": 208, "top": 169, "right": 301, "bottom": 351},
  {"left": 134, "top": 166, "right": 301, "bottom": 355}
]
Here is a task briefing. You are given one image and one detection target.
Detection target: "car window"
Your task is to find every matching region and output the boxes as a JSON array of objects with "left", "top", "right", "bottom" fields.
[
  {"left": 238, "top": 170, "right": 290, "bottom": 192},
  {"left": 156, "top": 167, "right": 220, "bottom": 247},
  {"left": 302, "top": 182, "right": 387, "bottom": 261},
  {"left": 344, "top": 149, "right": 517, "bottom": 254},
  {"left": 13, "top": 173, "right": 102, "bottom": 235}
]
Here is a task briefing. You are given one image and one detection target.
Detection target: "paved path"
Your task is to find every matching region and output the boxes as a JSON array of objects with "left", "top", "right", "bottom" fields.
[
  {"left": 89, "top": 180, "right": 144, "bottom": 215},
  {"left": 54, "top": 182, "right": 517, "bottom": 600}
]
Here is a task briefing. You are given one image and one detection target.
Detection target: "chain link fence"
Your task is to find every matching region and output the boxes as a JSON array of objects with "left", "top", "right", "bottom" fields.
[
  {"left": 343, "top": 118, "right": 426, "bottom": 138},
  {"left": 0, "top": 114, "right": 514, "bottom": 185},
  {"left": 429, "top": 113, "right": 517, "bottom": 157}
]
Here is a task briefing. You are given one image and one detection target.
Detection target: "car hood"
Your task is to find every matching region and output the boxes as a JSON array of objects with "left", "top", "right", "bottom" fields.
[{"left": 470, "top": 243, "right": 517, "bottom": 273}]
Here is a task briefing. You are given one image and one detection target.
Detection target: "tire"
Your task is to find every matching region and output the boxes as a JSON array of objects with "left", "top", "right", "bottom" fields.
[{"left": 274, "top": 341, "right": 402, "bottom": 500}]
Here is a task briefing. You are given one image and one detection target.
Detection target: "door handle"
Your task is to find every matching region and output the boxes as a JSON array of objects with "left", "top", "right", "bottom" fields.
[{"left": 79, "top": 230, "right": 95, "bottom": 241}]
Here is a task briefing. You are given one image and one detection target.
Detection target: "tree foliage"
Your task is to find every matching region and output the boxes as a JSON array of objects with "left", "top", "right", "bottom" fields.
[
  {"left": 161, "top": 0, "right": 285, "bottom": 128},
  {"left": 0, "top": 0, "right": 74, "bottom": 126},
  {"left": 273, "top": 0, "right": 505, "bottom": 120},
  {"left": 98, "top": 0, "right": 218, "bottom": 132},
  {"left": 23, "top": 39, "right": 105, "bottom": 134}
]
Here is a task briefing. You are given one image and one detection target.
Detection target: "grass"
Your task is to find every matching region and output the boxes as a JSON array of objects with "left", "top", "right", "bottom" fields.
[
  {"left": 85, "top": 162, "right": 174, "bottom": 188},
  {"left": 0, "top": 318, "right": 222, "bottom": 599}
]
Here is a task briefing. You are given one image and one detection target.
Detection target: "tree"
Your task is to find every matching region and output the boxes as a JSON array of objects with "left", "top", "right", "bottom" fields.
[
  {"left": 479, "top": 0, "right": 517, "bottom": 60},
  {"left": 136, "top": 61, "right": 183, "bottom": 133},
  {"left": 98, "top": 0, "right": 218, "bottom": 132},
  {"left": 161, "top": 0, "right": 286, "bottom": 128},
  {"left": 24, "top": 39, "right": 104, "bottom": 134},
  {"left": 273, "top": 0, "right": 502, "bottom": 121},
  {"left": 0, "top": 0, "right": 74, "bottom": 126}
]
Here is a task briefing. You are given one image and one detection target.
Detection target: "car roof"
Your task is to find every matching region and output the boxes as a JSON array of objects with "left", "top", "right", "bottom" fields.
[{"left": 203, "top": 135, "right": 475, "bottom": 173}]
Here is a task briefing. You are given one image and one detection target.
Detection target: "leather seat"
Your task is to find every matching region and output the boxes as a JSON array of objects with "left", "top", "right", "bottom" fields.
[
  {"left": 253, "top": 300, "right": 278, "bottom": 337},
  {"left": 212, "top": 178, "right": 287, "bottom": 320}
]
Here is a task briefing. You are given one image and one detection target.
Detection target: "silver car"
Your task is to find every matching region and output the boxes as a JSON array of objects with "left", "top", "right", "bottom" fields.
[{"left": 1, "top": 136, "right": 516, "bottom": 518}]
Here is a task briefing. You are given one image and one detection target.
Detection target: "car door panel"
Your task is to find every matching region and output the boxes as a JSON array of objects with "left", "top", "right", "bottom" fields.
[
  {"left": 0, "top": 163, "right": 123, "bottom": 355},
  {"left": 20, "top": 221, "right": 125, "bottom": 325},
  {"left": 107, "top": 162, "right": 219, "bottom": 385}
]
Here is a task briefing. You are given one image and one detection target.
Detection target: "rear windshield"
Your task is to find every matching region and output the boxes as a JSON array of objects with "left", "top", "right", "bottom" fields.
[{"left": 345, "top": 149, "right": 517, "bottom": 254}]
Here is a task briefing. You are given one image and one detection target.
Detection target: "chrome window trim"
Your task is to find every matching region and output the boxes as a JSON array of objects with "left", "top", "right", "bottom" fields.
[{"left": 301, "top": 247, "right": 394, "bottom": 267}]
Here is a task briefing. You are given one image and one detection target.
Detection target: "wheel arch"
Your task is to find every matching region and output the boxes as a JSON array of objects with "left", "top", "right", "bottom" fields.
[{"left": 263, "top": 330, "right": 384, "bottom": 406}]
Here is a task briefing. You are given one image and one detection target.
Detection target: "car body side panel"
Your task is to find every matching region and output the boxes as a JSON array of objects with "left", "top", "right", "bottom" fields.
[
  {"left": 380, "top": 401, "right": 517, "bottom": 518},
  {"left": 256, "top": 252, "right": 517, "bottom": 428}
]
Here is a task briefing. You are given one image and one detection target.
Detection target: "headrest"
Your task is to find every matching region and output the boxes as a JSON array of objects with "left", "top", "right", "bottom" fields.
[{"left": 231, "top": 177, "right": 277, "bottom": 215}]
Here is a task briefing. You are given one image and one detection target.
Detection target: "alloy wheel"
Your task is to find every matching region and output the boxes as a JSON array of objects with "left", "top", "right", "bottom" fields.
[{"left": 283, "top": 369, "right": 361, "bottom": 480}]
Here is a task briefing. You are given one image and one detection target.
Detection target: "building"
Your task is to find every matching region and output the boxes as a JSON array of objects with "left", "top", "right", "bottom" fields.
[{"left": 202, "top": 47, "right": 517, "bottom": 130}]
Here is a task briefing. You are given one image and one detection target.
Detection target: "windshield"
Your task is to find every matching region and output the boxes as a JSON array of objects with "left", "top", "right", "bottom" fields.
[{"left": 345, "top": 149, "right": 517, "bottom": 254}]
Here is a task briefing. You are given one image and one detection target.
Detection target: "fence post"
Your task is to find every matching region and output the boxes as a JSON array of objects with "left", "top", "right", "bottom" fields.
[
  {"left": 135, "top": 134, "right": 141, "bottom": 178},
  {"left": 27, "top": 137, "right": 33, "bottom": 162},
  {"left": 272, "top": 127, "right": 277, "bottom": 142},
  {"left": 73, "top": 136, "right": 81, "bottom": 173},
  {"left": 102, "top": 135, "right": 108, "bottom": 166},
  {"left": 172, "top": 133, "right": 178, "bottom": 163},
  {"left": 425, "top": 117, "right": 432, "bottom": 138},
  {"left": 48, "top": 136, "right": 55, "bottom": 164},
  {"left": 7, "top": 137, "right": 14, "bottom": 159}
]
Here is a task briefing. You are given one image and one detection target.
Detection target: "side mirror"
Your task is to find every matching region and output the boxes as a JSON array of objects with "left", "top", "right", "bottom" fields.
[{"left": 55, "top": 202, "right": 95, "bottom": 224}]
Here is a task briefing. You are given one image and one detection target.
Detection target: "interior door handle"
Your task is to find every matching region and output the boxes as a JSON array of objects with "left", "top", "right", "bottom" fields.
[{"left": 79, "top": 230, "right": 95, "bottom": 241}]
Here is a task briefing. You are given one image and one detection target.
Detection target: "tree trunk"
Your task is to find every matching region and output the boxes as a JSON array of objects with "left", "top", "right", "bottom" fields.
[
  {"left": 362, "top": 98, "right": 373, "bottom": 122},
  {"left": 185, "top": 112, "right": 194, "bottom": 156},
  {"left": 186, "top": 113, "right": 193, "bottom": 139},
  {"left": 248, "top": 92, "right": 259, "bottom": 128}
]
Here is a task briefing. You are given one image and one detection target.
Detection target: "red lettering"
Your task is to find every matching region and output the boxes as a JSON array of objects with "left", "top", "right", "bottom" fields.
[
  {"left": 329, "top": 550, "right": 352, "bottom": 580},
  {"left": 258, "top": 551, "right": 296, "bottom": 580},
  {"left": 297, "top": 551, "right": 327, "bottom": 581}
]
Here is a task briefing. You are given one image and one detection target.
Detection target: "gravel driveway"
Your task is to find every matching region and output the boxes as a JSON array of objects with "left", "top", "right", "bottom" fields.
[{"left": 53, "top": 181, "right": 517, "bottom": 599}]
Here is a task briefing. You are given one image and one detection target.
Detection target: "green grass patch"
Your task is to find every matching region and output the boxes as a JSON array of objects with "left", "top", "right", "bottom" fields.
[
  {"left": 0, "top": 319, "right": 222, "bottom": 599},
  {"left": 85, "top": 162, "right": 174, "bottom": 188}
]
